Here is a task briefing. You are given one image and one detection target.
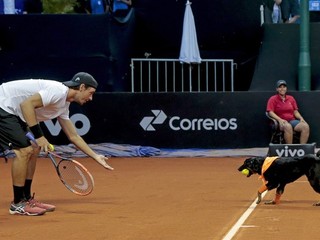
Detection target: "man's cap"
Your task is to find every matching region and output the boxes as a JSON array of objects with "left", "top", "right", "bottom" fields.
[
  {"left": 276, "top": 80, "right": 287, "bottom": 88},
  {"left": 63, "top": 72, "right": 98, "bottom": 89}
]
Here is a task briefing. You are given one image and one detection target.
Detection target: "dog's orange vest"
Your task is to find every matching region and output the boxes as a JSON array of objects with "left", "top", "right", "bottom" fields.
[{"left": 260, "top": 156, "right": 279, "bottom": 184}]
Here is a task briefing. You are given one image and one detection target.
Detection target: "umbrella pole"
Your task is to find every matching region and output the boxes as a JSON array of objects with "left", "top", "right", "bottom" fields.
[
  {"left": 189, "top": 64, "right": 192, "bottom": 92},
  {"left": 181, "top": 64, "right": 184, "bottom": 92}
]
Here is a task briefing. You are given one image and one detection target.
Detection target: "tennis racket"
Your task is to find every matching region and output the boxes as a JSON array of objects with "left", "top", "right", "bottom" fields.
[
  {"left": 47, "top": 151, "right": 94, "bottom": 196},
  {"left": 26, "top": 132, "right": 94, "bottom": 196}
]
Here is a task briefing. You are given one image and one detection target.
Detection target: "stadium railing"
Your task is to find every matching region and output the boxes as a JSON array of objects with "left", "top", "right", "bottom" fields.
[{"left": 130, "top": 58, "right": 235, "bottom": 93}]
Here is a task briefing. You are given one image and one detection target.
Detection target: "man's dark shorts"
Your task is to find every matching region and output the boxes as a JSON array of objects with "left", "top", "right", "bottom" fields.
[{"left": 0, "top": 108, "right": 31, "bottom": 150}]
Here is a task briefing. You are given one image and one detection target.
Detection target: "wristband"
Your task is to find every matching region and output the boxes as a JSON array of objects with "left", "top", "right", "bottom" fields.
[{"left": 29, "top": 124, "right": 44, "bottom": 139}]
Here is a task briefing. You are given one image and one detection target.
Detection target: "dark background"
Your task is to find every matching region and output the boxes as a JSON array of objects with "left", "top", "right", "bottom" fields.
[
  {"left": 0, "top": 0, "right": 266, "bottom": 92},
  {"left": 0, "top": 1, "right": 320, "bottom": 148},
  {"left": 0, "top": 1, "right": 319, "bottom": 92}
]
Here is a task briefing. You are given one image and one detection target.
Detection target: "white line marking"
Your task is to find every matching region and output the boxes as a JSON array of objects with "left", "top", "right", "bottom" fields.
[
  {"left": 221, "top": 191, "right": 267, "bottom": 240},
  {"left": 240, "top": 225, "right": 257, "bottom": 228}
]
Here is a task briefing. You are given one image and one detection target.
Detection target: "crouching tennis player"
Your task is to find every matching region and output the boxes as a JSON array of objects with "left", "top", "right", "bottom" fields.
[{"left": 0, "top": 72, "right": 113, "bottom": 216}]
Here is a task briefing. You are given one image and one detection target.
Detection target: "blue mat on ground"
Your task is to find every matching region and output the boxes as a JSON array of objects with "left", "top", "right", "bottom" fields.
[
  {"left": 0, "top": 143, "right": 270, "bottom": 158},
  {"left": 43, "top": 143, "right": 269, "bottom": 158}
]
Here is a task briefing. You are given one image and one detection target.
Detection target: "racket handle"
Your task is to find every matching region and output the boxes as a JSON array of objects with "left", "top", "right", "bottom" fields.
[
  {"left": 26, "top": 132, "right": 54, "bottom": 151},
  {"left": 26, "top": 132, "right": 36, "bottom": 143}
]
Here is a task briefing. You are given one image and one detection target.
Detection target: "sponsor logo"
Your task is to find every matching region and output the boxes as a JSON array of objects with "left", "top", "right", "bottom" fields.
[
  {"left": 169, "top": 116, "right": 237, "bottom": 131},
  {"left": 44, "top": 113, "right": 91, "bottom": 136},
  {"left": 140, "top": 110, "right": 167, "bottom": 131},
  {"left": 140, "top": 110, "right": 237, "bottom": 131},
  {"left": 275, "top": 145, "right": 306, "bottom": 157},
  {"left": 269, "top": 143, "right": 316, "bottom": 157}
]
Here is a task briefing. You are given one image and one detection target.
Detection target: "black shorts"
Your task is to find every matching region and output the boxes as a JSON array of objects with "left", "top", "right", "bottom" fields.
[{"left": 0, "top": 108, "right": 31, "bottom": 150}]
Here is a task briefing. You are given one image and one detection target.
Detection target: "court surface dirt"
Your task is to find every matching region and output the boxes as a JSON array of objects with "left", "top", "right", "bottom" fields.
[{"left": 0, "top": 156, "right": 319, "bottom": 240}]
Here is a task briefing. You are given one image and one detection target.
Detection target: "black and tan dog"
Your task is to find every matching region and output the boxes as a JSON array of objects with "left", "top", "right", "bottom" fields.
[{"left": 238, "top": 153, "right": 320, "bottom": 206}]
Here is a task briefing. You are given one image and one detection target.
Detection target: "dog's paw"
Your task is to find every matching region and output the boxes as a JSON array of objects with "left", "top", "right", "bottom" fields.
[
  {"left": 256, "top": 192, "right": 262, "bottom": 204},
  {"left": 264, "top": 200, "right": 277, "bottom": 205},
  {"left": 313, "top": 202, "right": 320, "bottom": 206}
]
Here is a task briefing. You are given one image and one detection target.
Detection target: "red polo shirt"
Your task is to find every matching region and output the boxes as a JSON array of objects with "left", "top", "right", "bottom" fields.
[{"left": 266, "top": 94, "right": 298, "bottom": 121}]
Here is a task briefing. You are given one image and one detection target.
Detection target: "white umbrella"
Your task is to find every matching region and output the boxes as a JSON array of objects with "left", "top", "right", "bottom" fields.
[{"left": 179, "top": 0, "right": 201, "bottom": 92}]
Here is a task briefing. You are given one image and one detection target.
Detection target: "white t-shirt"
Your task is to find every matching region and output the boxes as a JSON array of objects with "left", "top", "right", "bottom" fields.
[{"left": 0, "top": 79, "right": 70, "bottom": 122}]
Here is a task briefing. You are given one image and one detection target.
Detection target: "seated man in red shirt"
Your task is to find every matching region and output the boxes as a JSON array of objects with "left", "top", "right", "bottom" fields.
[{"left": 266, "top": 80, "right": 309, "bottom": 144}]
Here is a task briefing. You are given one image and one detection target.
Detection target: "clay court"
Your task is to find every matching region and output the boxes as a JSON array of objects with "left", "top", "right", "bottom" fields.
[{"left": 0, "top": 156, "right": 319, "bottom": 240}]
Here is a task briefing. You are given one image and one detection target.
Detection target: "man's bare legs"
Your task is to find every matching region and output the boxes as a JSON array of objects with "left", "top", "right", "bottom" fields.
[
  {"left": 12, "top": 146, "right": 39, "bottom": 201},
  {"left": 294, "top": 122, "right": 310, "bottom": 144},
  {"left": 282, "top": 122, "right": 293, "bottom": 144},
  {"left": 282, "top": 121, "right": 310, "bottom": 144}
]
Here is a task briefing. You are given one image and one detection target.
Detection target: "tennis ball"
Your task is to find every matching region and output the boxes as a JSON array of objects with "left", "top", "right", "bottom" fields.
[
  {"left": 49, "top": 144, "right": 54, "bottom": 151},
  {"left": 241, "top": 169, "right": 249, "bottom": 176}
]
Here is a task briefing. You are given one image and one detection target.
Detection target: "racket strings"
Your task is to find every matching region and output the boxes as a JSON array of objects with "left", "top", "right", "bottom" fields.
[{"left": 58, "top": 160, "right": 94, "bottom": 195}]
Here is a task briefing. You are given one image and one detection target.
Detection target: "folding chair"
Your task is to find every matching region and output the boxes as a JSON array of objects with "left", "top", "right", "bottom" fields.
[{"left": 266, "top": 112, "right": 299, "bottom": 144}]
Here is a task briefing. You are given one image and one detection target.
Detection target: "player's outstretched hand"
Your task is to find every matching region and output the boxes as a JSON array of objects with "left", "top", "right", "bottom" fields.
[{"left": 95, "top": 155, "right": 114, "bottom": 170}]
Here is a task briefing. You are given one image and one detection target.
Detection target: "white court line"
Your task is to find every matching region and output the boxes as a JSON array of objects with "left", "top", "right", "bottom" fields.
[{"left": 221, "top": 191, "right": 268, "bottom": 240}]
